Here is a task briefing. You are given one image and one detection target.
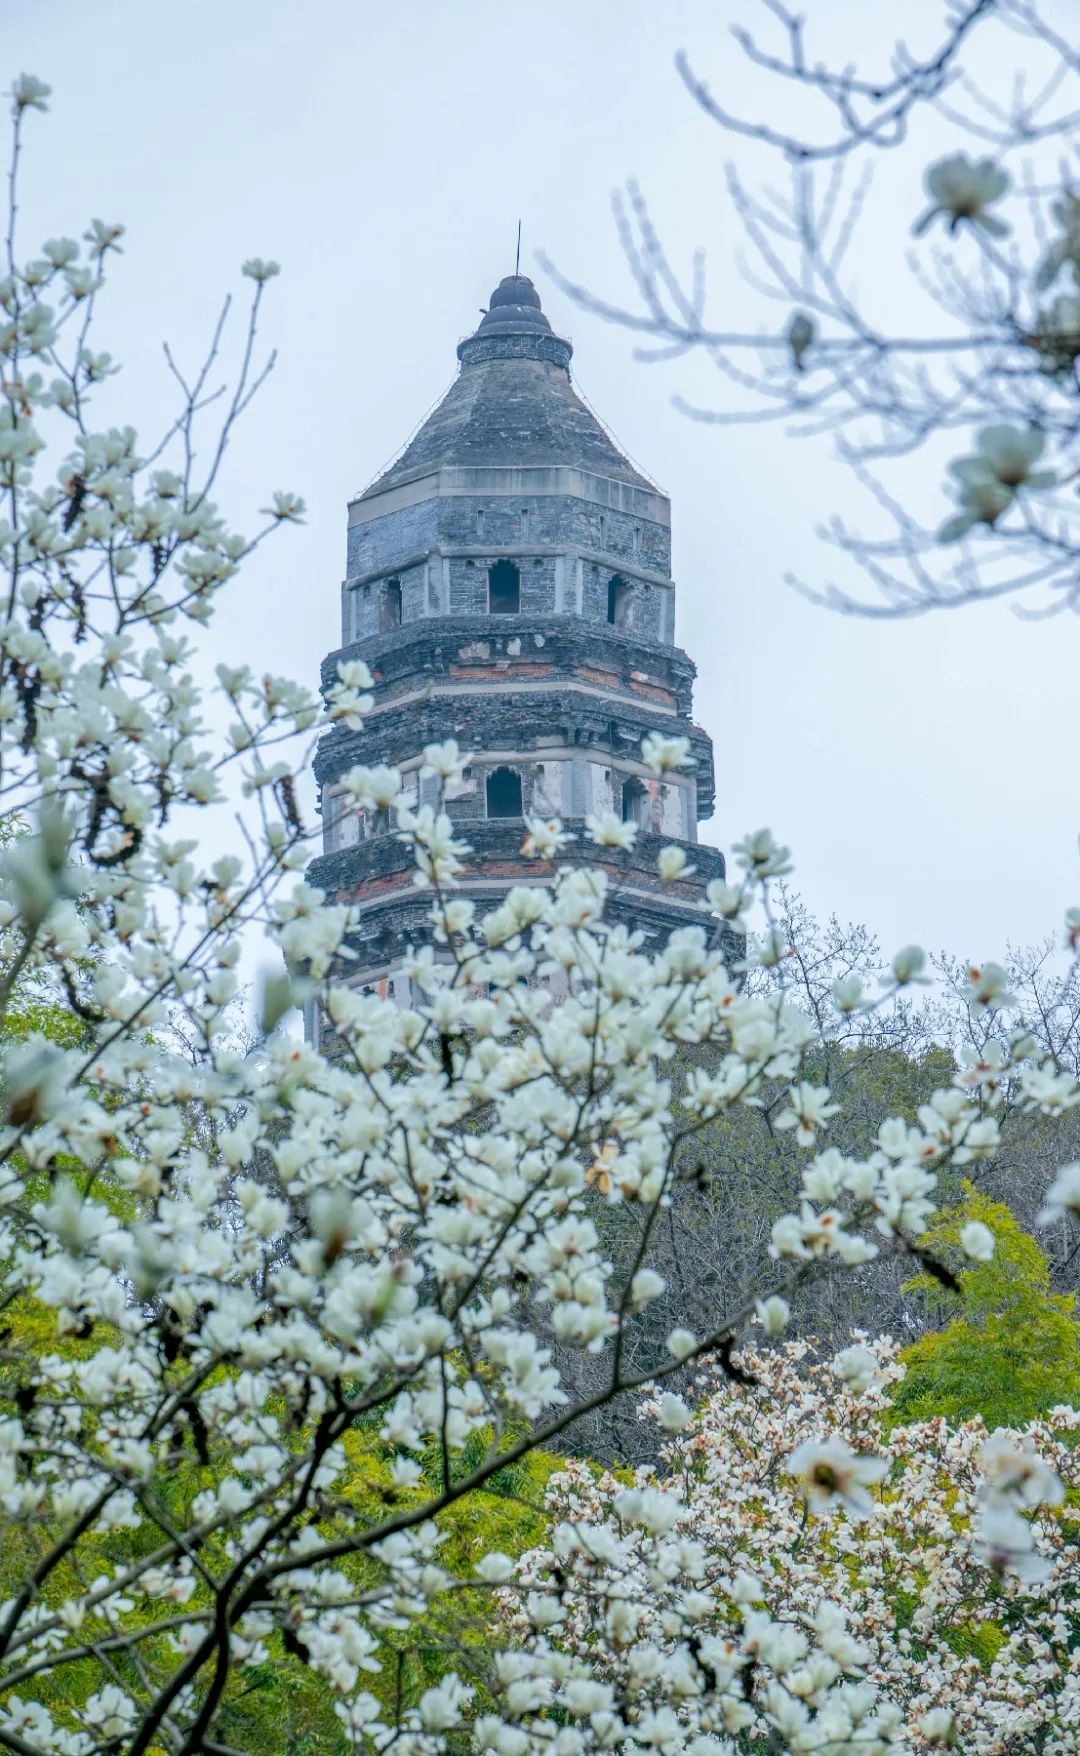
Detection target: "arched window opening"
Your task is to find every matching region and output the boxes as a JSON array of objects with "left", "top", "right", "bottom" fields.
[
  {"left": 486, "top": 766, "right": 523, "bottom": 818},
  {"left": 607, "top": 575, "right": 631, "bottom": 628},
  {"left": 621, "top": 776, "right": 650, "bottom": 830},
  {"left": 488, "top": 560, "right": 520, "bottom": 615},
  {"left": 380, "top": 577, "right": 402, "bottom": 631},
  {"left": 475, "top": 509, "right": 485, "bottom": 536}
]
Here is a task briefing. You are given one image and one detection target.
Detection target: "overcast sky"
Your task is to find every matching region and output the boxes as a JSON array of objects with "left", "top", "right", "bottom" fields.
[{"left": 8, "top": 0, "right": 1078, "bottom": 970}]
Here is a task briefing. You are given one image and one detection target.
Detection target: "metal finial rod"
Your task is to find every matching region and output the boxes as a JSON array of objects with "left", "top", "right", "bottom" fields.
[{"left": 515, "top": 220, "right": 522, "bottom": 277}]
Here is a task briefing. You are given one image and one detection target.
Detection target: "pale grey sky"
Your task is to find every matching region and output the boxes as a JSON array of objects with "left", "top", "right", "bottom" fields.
[{"left": 8, "top": 0, "right": 1077, "bottom": 968}]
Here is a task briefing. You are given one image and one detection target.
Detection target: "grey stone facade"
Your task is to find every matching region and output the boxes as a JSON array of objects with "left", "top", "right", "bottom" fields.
[{"left": 308, "top": 273, "right": 726, "bottom": 1000}]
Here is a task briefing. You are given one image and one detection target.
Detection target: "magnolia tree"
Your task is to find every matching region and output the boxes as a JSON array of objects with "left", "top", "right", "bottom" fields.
[
  {"left": 1, "top": 72, "right": 1079, "bottom": 1756},
  {"left": 548, "top": 0, "right": 1080, "bottom": 618},
  {"left": 513, "top": 1339, "right": 1080, "bottom": 1752}
]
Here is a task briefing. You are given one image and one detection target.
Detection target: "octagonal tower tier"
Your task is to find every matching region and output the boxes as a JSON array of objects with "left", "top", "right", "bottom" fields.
[{"left": 308, "top": 274, "right": 726, "bottom": 1001}]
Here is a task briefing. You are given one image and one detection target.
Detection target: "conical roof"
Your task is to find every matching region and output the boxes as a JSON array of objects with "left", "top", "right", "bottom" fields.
[{"left": 358, "top": 275, "right": 656, "bottom": 500}]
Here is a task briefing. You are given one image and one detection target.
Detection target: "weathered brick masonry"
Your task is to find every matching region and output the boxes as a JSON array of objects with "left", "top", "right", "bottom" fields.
[{"left": 308, "top": 273, "right": 729, "bottom": 1000}]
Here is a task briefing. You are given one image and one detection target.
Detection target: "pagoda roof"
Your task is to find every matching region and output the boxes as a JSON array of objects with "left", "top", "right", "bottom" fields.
[{"left": 357, "top": 274, "right": 657, "bottom": 501}]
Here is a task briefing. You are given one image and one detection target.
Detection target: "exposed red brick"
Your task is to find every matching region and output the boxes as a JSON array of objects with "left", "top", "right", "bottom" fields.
[
  {"left": 630, "top": 678, "right": 673, "bottom": 705},
  {"left": 448, "top": 662, "right": 553, "bottom": 681}
]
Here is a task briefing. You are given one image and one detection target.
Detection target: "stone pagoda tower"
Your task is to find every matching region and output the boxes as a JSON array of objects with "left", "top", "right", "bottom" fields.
[{"left": 308, "top": 273, "right": 726, "bottom": 1002}]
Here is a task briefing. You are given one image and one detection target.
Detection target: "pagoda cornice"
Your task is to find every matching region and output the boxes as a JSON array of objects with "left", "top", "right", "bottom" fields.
[{"left": 321, "top": 615, "right": 698, "bottom": 706}]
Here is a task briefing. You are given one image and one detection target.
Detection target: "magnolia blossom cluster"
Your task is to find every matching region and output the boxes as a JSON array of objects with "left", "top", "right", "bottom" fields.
[
  {"left": 0, "top": 75, "right": 1078, "bottom": 1756},
  {"left": 511, "top": 1340, "right": 1079, "bottom": 1753},
  {"left": 910, "top": 149, "right": 1080, "bottom": 552}
]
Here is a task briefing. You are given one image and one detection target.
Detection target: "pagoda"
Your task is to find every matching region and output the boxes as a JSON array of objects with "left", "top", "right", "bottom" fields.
[{"left": 308, "top": 273, "right": 727, "bottom": 1001}]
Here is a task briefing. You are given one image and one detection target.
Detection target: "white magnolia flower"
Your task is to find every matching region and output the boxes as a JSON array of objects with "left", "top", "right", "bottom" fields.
[
  {"left": 420, "top": 738, "right": 471, "bottom": 783},
  {"left": 262, "top": 489, "right": 306, "bottom": 522},
  {"left": 830, "top": 973, "right": 863, "bottom": 1013},
  {"left": 641, "top": 732, "right": 692, "bottom": 775},
  {"left": 705, "top": 878, "right": 747, "bottom": 920},
  {"left": 629, "top": 1269, "right": 665, "bottom": 1308},
  {"left": 84, "top": 218, "right": 125, "bottom": 257},
  {"left": 955, "top": 1041, "right": 1008, "bottom": 1097},
  {"left": 521, "top": 816, "right": 574, "bottom": 857},
  {"left": 417, "top": 1677, "right": 472, "bottom": 1731},
  {"left": 786, "top": 1438, "right": 887, "bottom": 1520},
  {"left": 666, "top": 1328, "right": 697, "bottom": 1360},
  {"left": 755, "top": 1296, "right": 790, "bottom": 1338},
  {"left": 733, "top": 827, "right": 792, "bottom": 880},
  {"left": 657, "top": 845, "right": 694, "bottom": 882},
  {"left": 913, "top": 153, "right": 1009, "bottom": 237},
  {"left": 83, "top": 1685, "right": 135, "bottom": 1738},
  {"left": 340, "top": 762, "right": 402, "bottom": 810},
  {"left": 1037, "top": 1161, "right": 1080, "bottom": 1225},
  {"left": 831, "top": 1344, "right": 882, "bottom": 1394},
  {"left": 959, "top": 1220, "right": 995, "bottom": 1262},
  {"left": 11, "top": 73, "right": 51, "bottom": 115},
  {"left": 242, "top": 257, "right": 281, "bottom": 282},
  {"left": 775, "top": 1082, "right": 840, "bottom": 1147},
  {"left": 919, "top": 1708, "right": 957, "bottom": 1747},
  {"left": 965, "top": 959, "right": 1015, "bottom": 1008},
  {"left": 940, "top": 426, "right": 1055, "bottom": 543},
  {"left": 336, "top": 658, "right": 373, "bottom": 689},
  {"left": 585, "top": 811, "right": 637, "bottom": 850},
  {"left": 42, "top": 234, "right": 78, "bottom": 267},
  {"left": 891, "top": 944, "right": 927, "bottom": 985},
  {"left": 972, "top": 1501, "right": 1052, "bottom": 1583},
  {"left": 980, "top": 1434, "right": 1064, "bottom": 1510},
  {"left": 656, "top": 1394, "right": 692, "bottom": 1432}
]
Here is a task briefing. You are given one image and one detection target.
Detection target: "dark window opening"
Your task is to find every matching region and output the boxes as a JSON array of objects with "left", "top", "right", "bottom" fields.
[
  {"left": 476, "top": 509, "right": 485, "bottom": 535},
  {"left": 622, "top": 777, "right": 650, "bottom": 829},
  {"left": 380, "top": 578, "right": 402, "bottom": 631},
  {"left": 486, "top": 767, "right": 523, "bottom": 818},
  {"left": 607, "top": 575, "right": 631, "bottom": 628},
  {"left": 598, "top": 515, "right": 606, "bottom": 546},
  {"left": 488, "top": 560, "right": 520, "bottom": 615}
]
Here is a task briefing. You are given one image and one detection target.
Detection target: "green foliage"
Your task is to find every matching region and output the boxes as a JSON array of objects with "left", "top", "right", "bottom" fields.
[
  {"left": 892, "top": 1188, "right": 1080, "bottom": 1427},
  {"left": 212, "top": 1428, "right": 563, "bottom": 1748},
  {"left": 334, "top": 1424, "right": 561, "bottom": 1712},
  {"left": 216, "top": 1653, "right": 351, "bottom": 1756}
]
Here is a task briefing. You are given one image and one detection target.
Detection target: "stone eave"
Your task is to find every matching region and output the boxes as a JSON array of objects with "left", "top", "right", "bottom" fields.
[
  {"left": 309, "top": 825, "right": 726, "bottom": 915},
  {"left": 348, "top": 464, "right": 670, "bottom": 529},
  {"left": 320, "top": 615, "right": 696, "bottom": 698}
]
